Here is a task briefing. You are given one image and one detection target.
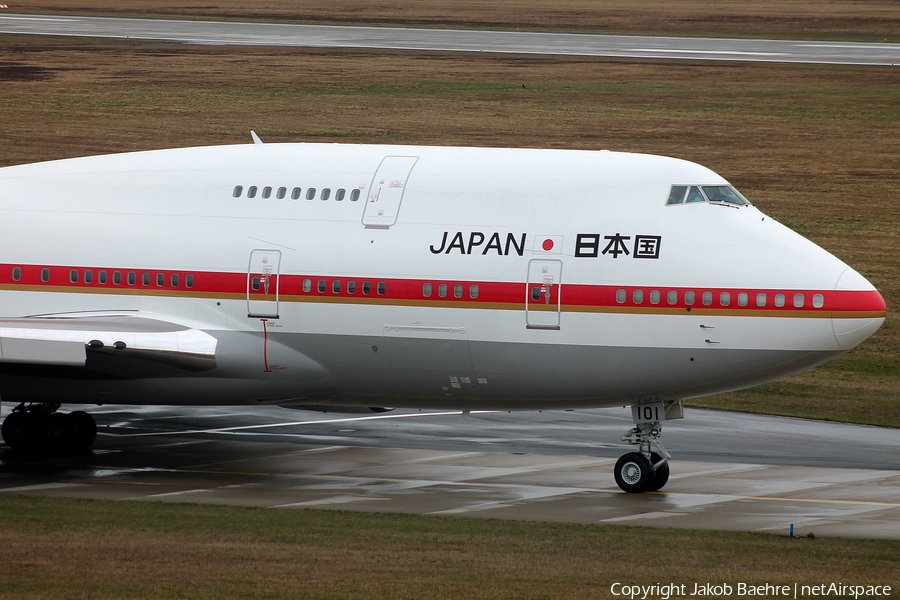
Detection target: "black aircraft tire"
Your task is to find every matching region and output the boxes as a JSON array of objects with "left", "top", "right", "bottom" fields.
[
  {"left": 614, "top": 452, "right": 653, "bottom": 493},
  {"left": 70, "top": 411, "right": 97, "bottom": 449},
  {"left": 1, "top": 412, "right": 32, "bottom": 449},
  {"left": 646, "top": 452, "right": 670, "bottom": 492},
  {"left": 46, "top": 413, "right": 74, "bottom": 447}
]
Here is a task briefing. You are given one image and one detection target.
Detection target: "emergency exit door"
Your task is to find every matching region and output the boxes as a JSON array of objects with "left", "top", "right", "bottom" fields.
[
  {"left": 247, "top": 250, "right": 281, "bottom": 318},
  {"left": 361, "top": 156, "right": 419, "bottom": 229},
  {"left": 526, "top": 259, "right": 562, "bottom": 330}
]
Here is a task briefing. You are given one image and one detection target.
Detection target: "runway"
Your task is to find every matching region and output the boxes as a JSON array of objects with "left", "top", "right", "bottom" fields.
[
  {"left": 2, "top": 14, "right": 900, "bottom": 66},
  {"left": 1, "top": 405, "right": 899, "bottom": 539}
]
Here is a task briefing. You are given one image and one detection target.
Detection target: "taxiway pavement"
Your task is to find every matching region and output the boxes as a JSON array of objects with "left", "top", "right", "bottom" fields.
[
  {"left": 1, "top": 14, "right": 899, "bottom": 66},
  {"left": 1, "top": 405, "right": 898, "bottom": 539}
]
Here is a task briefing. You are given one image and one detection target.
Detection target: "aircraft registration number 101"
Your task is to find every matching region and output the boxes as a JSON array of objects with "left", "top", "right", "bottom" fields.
[{"left": 631, "top": 402, "right": 667, "bottom": 424}]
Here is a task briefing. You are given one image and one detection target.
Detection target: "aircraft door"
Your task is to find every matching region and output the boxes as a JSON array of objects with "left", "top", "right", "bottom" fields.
[
  {"left": 247, "top": 249, "right": 281, "bottom": 318},
  {"left": 362, "top": 156, "right": 419, "bottom": 229},
  {"left": 526, "top": 259, "right": 562, "bottom": 330}
]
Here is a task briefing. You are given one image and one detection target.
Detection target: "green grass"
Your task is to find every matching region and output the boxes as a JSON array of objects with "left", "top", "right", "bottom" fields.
[{"left": 0, "top": 496, "right": 898, "bottom": 599}]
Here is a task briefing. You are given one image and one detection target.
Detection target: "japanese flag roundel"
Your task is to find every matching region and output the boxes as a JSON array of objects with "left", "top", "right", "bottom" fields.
[{"left": 534, "top": 235, "right": 563, "bottom": 254}]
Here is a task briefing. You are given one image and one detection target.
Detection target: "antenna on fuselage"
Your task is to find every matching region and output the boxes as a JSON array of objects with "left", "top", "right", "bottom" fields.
[{"left": 250, "top": 130, "right": 263, "bottom": 145}]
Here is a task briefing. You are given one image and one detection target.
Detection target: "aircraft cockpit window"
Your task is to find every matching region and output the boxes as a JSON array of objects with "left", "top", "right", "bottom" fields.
[
  {"left": 685, "top": 186, "right": 705, "bottom": 203},
  {"left": 350, "top": 189, "right": 361, "bottom": 202},
  {"left": 291, "top": 187, "right": 302, "bottom": 200},
  {"left": 703, "top": 186, "right": 749, "bottom": 206},
  {"left": 666, "top": 186, "right": 687, "bottom": 205},
  {"left": 233, "top": 186, "right": 243, "bottom": 198},
  {"left": 277, "top": 187, "right": 286, "bottom": 199}
]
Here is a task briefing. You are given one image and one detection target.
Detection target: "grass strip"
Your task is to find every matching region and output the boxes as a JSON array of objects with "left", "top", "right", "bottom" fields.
[{"left": 0, "top": 496, "right": 898, "bottom": 599}]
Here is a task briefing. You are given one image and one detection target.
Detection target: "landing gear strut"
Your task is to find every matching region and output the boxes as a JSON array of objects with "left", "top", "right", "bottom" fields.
[
  {"left": 1, "top": 403, "right": 97, "bottom": 451},
  {"left": 613, "top": 401, "right": 680, "bottom": 493}
]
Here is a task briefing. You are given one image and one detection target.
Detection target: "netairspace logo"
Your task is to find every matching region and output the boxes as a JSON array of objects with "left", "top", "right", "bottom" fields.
[{"left": 610, "top": 583, "right": 893, "bottom": 600}]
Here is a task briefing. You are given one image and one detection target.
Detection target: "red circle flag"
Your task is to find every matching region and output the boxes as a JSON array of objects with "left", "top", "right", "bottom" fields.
[{"left": 541, "top": 238, "right": 554, "bottom": 251}]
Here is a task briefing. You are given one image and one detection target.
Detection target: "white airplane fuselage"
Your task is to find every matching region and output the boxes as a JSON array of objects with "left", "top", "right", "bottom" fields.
[{"left": 0, "top": 142, "right": 886, "bottom": 411}]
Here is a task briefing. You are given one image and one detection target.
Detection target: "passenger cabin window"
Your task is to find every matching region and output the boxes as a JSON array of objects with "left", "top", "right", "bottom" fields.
[
  {"left": 306, "top": 188, "right": 317, "bottom": 200},
  {"left": 362, "top": 281, "right": 371, "bottom": 295},
  {"left": 142, "top": 273, "right": 151, "bottom": 286},
  {"left": 185, "top": 274, "right": 194, "bottom": 288},
  {"left": 720, "top": 291, "right": 731, "bottom": 306},
  {"left": 737, "top": 292, "right": 749, "bottom": 306},
  {"left": 454, "top": 284, "right": 463, "bottom": 299},
  {"left": 171, "top": 274, "right": 179, "bottom": 287},
  {"left": 302, "top": 279, "right": 312, "bottom": 292},
  {"left": 277, "top": 187, "right": 286, "bottom": 199},
  {"left": 350, "top": 189, "right": 361, "bottom": 202},
  {"left": 11, "top": 267, "right": 20, "bottom": 281},
  {"left": 756, "top": 293, "right": 767, "bottom": 307},
  {"left": 775, "top": 293, "right": 785, "bottom": 307},
  {"left": 377, "top": 282, "right": 386, "bottom": 295},
  {"left": 633, "top": 289, "right": 644, "bottom": 304},
  {"left": 233, "top": 186, "right": 243, "bottom": 198},
  {"left": 332, "top": 280, "right": 341, "bottom": 293},
  {"left": 321, "top": 188, "right": 331, "bottom": 201},
  {"left": 291, "top": 187, "right": 302, "bottom": 200},
  {"left": 794, "top": 293, "right": 805, "bottom": 308},
  {"left": 128, "top": 272, "right": 136, "bottom": 286},
  {"left": 99, "top": 271, "right": 107, "bottom": 285},
  {"left": 702, "top": 291, "right": 713, "bottom": 306},
  {"left": 336, "top": 189, "right": 346, "bottom": 201},
  {"left": 650, "top": 290, "right": 660, "bottom": 305},
  {"left": 438, "top": 284, "right": 448, "bottom": 298},
  {"left": 69, "top": 270, "right": 78, "bottom": 284},
  {"left": 616, "top": 289, "right": 626, "bottom": 304},
  {"left": 248, "top": 186, "right": 257, "bottom": 199},
  {"left": 347, "top": 281, "right": 356, "bottom": 294},
  {"left": 156, "top": 273, "right": 165, "bottom": 287},
  {"left": 685, "top": 291, "right": 695, "bottom": 306},
  {"left": 41, "top": 268, "right": 50, "bottom": 283},
  {"left": 667, "top": 290, "right": 678, "bottom": 305},
  {"left": 84, "top": 270, "right": 92, "bottom": 284},
  {"left": 813, "top": 294, "right": 824, "bottom": 308},
  {"left": 469, "top": 285, "right": 479, "bottom": 299},
  {"left": 262, "top": 186, "right": 272, "bottom": 199},
  {"left": 423, "top": 283, "right": 432, "bottom": 297},
  {"left": 318, "top": 279, "right": 326, "bottom": 293},
  {"left": 113, "top": 271, "right": 121, "bottom": 285}
]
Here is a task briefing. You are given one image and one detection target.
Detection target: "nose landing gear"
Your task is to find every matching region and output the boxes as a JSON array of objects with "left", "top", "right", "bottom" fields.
[
  {"left": 613, "top": 401, "right": 680, "bottom": 493},
  {"left": 1, "top": 403, "right": 97, "bottom": 452}
]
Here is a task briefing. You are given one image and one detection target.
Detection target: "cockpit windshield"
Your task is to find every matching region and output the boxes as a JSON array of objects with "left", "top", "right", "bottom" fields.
[{"left": 666, "top": 184, "right": 750, "bottom": 207}]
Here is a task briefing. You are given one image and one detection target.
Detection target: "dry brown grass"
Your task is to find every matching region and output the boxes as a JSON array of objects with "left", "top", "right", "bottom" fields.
[
  {"left": 0, "top": 33, "right": 898, "bottom": 425},
  {"left": 12, "top": 0, "right": 900, "bottom": 41},
  {"left": 0, "top": 496, "right": 898, "bottom": 599}
]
